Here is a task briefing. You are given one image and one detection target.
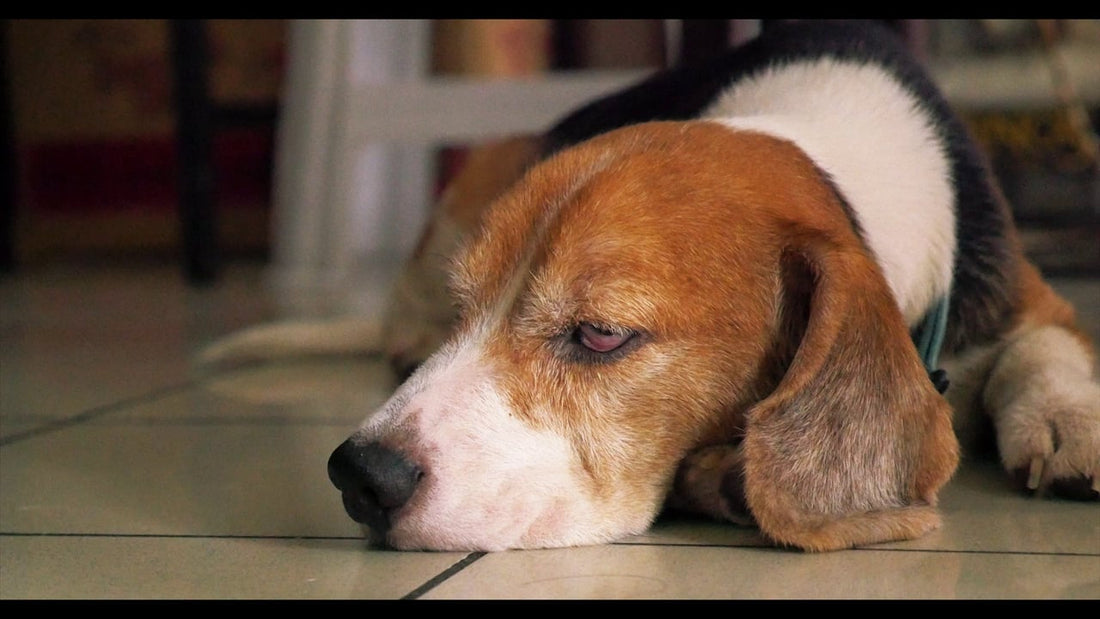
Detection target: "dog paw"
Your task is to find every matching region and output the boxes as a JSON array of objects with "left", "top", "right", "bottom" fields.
[
  {"left": 996, "top": 385, "right": 1100, "bottom": 501},
  {"left": 667, "top": 443, "right": 756, "bottom": 525}
]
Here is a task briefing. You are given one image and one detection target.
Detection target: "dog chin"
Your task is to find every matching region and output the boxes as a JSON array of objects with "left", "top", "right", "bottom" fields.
[
  {"left": 375, "top": 482, "right": 601, "bottom": 551},
  {"left": 371, "top": 464, "right": 655, "bottom": 551},
  {"left": 381, "top": 512, "right": 642, "bottom": 552}
]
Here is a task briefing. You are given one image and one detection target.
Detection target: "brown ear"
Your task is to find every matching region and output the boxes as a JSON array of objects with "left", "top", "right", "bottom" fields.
[{"left": 740, "top": 231, "right": 959, "bottom": 551}]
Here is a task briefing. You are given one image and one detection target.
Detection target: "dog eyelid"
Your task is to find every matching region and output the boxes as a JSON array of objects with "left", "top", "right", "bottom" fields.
[{"left": 575, "top": 322, "right": 634, "bottom": 354}]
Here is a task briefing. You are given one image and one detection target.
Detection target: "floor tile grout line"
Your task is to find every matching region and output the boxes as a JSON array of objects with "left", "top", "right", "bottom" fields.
[
  {"left": 401, "top": 552, "right": 488, "bottom": 600},
  {"left": 0, "top": 381, "right": 198, "bottom": 447},
  {"left": 0, "top": 356, "right": 372, "bottom": 428},
  {"left": 0, "top": 362, "right": 330, "bottom": 445},
  {"left": 4, "top": 530, "right": 492, "bottom": 600}
]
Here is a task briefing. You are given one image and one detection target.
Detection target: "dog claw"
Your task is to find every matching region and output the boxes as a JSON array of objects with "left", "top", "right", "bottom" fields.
[
  {"left": 1027, "top": 456, "right": 1044, "bottom": 491},
  {"left": 1012, "top": 462, "right": 1099, "bottom": 500}
]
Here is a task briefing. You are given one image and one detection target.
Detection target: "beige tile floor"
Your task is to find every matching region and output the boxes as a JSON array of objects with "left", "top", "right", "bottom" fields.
[{"left": 1, "top": 260, "right": 1098, "bottom": 599}]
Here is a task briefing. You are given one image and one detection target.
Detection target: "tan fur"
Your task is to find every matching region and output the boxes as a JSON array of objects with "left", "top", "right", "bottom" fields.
[
  {"left": 978, "top": 260, "right": 1100, "bottom": 494},
  {"left": 934, "top": 247, "right": 1100, "bottom": 497},
  {"left": 1012, "top": 259, "right": 1092, "bottom": 353},
  {"left": 738, "top": 230, "right": 958, "bottom": 549},
  {"left": 382, "top": 136, "right": 543, "bottom": 373},
  {"left": 447, "top": 121, "right": 960, "bottom": 549},
  {"left": 420, "top": 136, "right": 543, "bottom": 251},
  {"left": 211, "top": 41, "right": 1097, "bottom": 552}
]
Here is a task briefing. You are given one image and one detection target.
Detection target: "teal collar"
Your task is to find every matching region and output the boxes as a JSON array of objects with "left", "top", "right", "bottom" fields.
[{"left": 914, "top": 295, "right": 950, "bottom": 394}]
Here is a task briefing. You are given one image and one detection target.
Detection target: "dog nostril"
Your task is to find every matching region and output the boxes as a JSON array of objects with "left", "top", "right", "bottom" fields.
[{"left": 327, "top": 439, "right": 423, "bottom": 531}]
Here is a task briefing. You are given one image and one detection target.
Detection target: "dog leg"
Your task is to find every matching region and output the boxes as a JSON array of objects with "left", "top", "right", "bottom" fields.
[
  {"left": 982, "top": 324, "right": 1100, "bottom": 499},
  {"left": 668, "top": 443, "right": 756, "bottom": 526},
  {"left": 197, "top": 317, "right": 384, "bottom": 368}
]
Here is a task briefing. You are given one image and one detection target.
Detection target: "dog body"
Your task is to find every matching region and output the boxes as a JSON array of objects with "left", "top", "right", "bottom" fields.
[{"left": 217, "top": 22, "right": 1099, "bottom": 551}]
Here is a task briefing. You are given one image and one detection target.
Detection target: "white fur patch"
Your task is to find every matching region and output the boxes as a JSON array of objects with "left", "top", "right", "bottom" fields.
[
  {"left": 981, "top": 325, "right": 1100, "bottom": 487},
  {"left": 704, "top": 59, "right": 956, "bottom": 326},
  {"left": 356, "top": 334, "right": 623, "bottom": 550}
]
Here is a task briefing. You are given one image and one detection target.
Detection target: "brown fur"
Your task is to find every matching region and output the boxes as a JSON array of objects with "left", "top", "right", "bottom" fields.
[
  {"left": 312, "top": 104, "right": 1096, "bottom": 551},
  {"left": 447, "top": 121, "right": 960, "bottom": 548},
  {"left": 382, "top": 136, "right": 544, "bottom": 375},
  {"left": 1013, "top": 260, "right": 1092, "bottom": 353}
]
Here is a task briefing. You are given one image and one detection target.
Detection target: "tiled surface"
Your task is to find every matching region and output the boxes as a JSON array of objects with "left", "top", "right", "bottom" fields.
[{"left": 1, "top": 261, "right": 1098, "bottom": 599}]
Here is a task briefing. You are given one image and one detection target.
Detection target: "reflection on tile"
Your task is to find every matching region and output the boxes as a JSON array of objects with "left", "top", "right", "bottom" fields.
[
  {"left": 0, "top": 264, "right": 278, "bottom": 432},
  {"left": 611, "top": 459, "right": 1100, "bottom": 557},
  {"left": 0, "top": 536, "right": 467, "bottom": 599},
  {"left": 424, "top": 544, "right": 1100, "bottom": 599},
  {"left": 0, "top": 420, "right": 362, "bottom": 538},
  {"left": 904, "top": 460, "right": 1100, "bottom": 555},
  {"left": 195, "top": 358, "right": 397, "bottom": 424},
  {"left": 619, "top": 515, "right": 769, "bottom": 548}
]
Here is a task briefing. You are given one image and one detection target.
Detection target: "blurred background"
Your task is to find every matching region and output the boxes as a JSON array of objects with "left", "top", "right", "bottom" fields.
[
  {"left": 1, "top": 19, "right": 1097, "bottom": 300},
  {"left": 1, "top": 21, "right": 1097, "bottom": 601}
]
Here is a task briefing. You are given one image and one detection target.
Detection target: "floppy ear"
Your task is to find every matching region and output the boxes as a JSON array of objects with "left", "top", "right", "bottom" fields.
[{"left": 737, "top": 230, "right": 959, "bottom": 551}]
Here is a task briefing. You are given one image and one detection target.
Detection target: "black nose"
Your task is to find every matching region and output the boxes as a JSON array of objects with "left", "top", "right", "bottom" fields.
[{"left": 327, "top": 439, "right": 422, "bottom": 536}]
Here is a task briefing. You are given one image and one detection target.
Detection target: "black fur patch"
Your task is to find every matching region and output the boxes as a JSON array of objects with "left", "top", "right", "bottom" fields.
[{"left": 541, "top": 20, "right": 1019, "bottom": 353}]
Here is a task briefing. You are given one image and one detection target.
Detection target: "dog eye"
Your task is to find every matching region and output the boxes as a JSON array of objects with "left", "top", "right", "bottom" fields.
[{"left": 575, "top": 322, "right": 634, "bottom": 353}]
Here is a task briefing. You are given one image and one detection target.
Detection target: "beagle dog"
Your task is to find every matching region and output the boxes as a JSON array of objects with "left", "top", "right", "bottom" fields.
[{"left": 210, "top": 21, "right": 1100, "bottom": 551}]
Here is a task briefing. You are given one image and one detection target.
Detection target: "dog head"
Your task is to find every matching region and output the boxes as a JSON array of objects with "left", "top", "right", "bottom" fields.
[{"left": 329, "top": 121, "right": 957, "bottom": 551}]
